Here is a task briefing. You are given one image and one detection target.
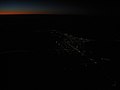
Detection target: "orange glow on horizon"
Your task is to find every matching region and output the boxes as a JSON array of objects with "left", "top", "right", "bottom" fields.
[{"left": 0, "top": 11, "right": 49, "bottom": 15}]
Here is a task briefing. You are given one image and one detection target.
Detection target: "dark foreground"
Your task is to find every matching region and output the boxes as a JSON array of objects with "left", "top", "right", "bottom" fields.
[{"left": 0, "top": 15, "right": 120, "bottom": 90}]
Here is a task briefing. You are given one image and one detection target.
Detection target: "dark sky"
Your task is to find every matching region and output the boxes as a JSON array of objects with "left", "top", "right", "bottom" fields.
[
  {"left": 0, "top": 0, "right": 120, "bottom": 15},
  {"left": 0, "top": 0, "right": 98, "bottom": 14}
]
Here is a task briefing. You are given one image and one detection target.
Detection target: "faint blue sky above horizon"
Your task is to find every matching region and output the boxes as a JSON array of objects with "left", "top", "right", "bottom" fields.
[{"left": 0, "top": 1, "right": 95, "bottom": 14}]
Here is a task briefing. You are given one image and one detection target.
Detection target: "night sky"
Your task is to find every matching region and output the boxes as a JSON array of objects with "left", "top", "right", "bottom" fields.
[
  {"left": 0, "top": 0, "right": 100, "bottom": 15},
  {"left": 0, "top": 0, "right": 120, "bottom": 16}
]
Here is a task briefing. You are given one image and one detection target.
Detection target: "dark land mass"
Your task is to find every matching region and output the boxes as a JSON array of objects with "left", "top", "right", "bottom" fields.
[
  {"left": 0, "top": 14, "right": 119, "bottom": 89},
  {"left": 0, "top": 14, "right": 120, "bottom": 39}
]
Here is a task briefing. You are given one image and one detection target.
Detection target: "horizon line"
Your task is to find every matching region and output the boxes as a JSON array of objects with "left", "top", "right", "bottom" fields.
[{"left": 0, "top": 11, "right": 50, "bottom": 15}]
